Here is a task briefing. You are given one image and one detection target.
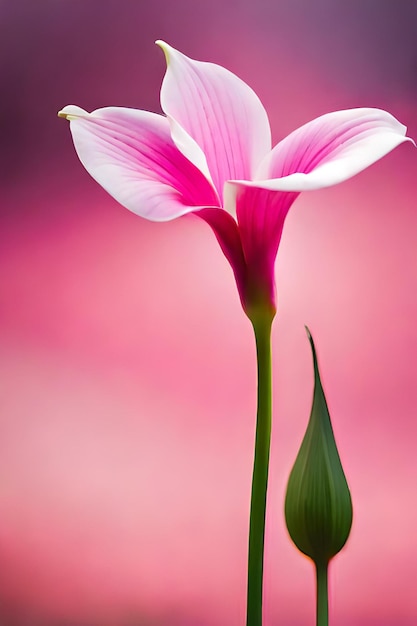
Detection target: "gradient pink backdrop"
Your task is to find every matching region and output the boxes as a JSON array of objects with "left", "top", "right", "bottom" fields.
[{"left": 1, "top": 1, "right": 417, "bottom": 624}]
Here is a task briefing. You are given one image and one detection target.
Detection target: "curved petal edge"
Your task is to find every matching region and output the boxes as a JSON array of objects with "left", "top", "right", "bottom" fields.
[{"left": 251, "top": 108, "right": 414, "bottom": 192}]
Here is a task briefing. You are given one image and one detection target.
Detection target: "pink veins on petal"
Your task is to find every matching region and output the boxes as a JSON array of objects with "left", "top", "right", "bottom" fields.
[
  {"left": 58, "top": 41, "right": 414, "bottom": 316},
  {"left": 58, "top": 105, "right": 220, "bottom": 221}
]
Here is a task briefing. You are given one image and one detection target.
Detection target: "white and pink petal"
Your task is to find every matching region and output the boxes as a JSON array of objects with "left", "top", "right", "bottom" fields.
[
  {"left": 253, "top": 108, "right": 413, "bottom": 191},
  {"left": 157, "top": 41, "right": 272, "bottom": 202},
  {"left": 58, "top": 105, "right": 220, "bottom": 221}
]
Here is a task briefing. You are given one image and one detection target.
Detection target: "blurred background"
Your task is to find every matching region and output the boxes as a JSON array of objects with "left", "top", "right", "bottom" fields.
[{"left": 1, "top": 0, "right": 416, "bottom": 624}]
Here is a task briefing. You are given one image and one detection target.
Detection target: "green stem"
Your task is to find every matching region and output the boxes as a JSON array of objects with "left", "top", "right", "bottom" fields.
[
  {"left": 315, "top": 562, "right": 329, "bottom": 626},
  {"left": 246, "top": 314, "right": 273, "bottom": 626}
]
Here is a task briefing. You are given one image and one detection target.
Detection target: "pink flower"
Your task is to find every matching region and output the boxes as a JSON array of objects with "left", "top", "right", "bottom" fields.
[{"left": 59, "top": 42, "right": 412, "bottom": 319}]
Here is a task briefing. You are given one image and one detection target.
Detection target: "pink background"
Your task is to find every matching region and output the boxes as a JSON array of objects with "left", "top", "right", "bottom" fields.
[{"left": 1, "top": 1, "right": 416, "bottom": 624}]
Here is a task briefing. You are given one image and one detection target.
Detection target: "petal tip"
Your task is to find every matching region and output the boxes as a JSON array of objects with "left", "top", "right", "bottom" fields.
[
  {"left": 57, "top": 105, "right": 87, "bottom": 121},
  {"left": 155, "top": 40, "right": 172, "bottom": 64}
]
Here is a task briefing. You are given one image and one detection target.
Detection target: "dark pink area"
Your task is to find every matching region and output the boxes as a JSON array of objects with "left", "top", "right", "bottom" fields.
[{"left": 1, "top": 1, "right": 417, "bottom": 624}]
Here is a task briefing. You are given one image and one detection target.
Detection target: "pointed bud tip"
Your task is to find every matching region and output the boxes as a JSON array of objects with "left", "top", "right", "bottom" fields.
[
  {"left": 57, "top": 110, "right": 69, "bottom": 120},
  {"left": 285, "top": 328, "right": 353, "bottom": 565},
  {"left": 304, "top": 325, "right": 318, "bottom": 364}
]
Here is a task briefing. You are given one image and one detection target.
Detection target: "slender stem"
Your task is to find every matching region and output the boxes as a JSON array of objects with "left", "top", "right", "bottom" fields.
[
  {"left": 246, "top": 314, "right": 273, "bottom": 626},
  {"left": 315, "top": 562, "right": 329, "bottom": 626}
]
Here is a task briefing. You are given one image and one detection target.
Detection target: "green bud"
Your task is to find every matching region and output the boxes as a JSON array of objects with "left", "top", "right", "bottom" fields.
[{"left": 285, "top": 327, "right": 353, "bottom": 566}]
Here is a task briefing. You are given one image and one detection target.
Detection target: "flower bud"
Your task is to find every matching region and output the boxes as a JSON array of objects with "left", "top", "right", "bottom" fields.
[{"left": 285, "top": 328, "right": 353, "bottom": 566}]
